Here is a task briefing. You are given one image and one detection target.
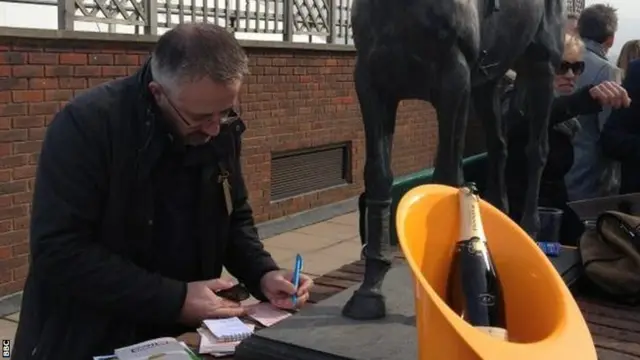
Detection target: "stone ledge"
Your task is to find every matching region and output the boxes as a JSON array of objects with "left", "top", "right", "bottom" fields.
[
  {"left": 0, "top": 26, "right": 356, "bottom": 53},
  {"left": 0, "top": 292, "right": 22, "bottom": 318}
]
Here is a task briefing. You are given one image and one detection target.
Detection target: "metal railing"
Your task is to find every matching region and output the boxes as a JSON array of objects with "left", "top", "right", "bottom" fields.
[{"left": 1, "top": 0, "right": 353, "bottom": 44}]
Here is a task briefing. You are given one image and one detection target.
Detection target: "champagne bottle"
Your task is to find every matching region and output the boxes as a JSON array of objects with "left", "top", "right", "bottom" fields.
[{"left": 448, "top": 182, "right": 508, "bottom": 340}]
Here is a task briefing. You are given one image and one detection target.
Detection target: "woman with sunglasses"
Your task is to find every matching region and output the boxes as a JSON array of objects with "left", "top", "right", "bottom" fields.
[{"left": 504, "top": 34, "right": 630, "bottom": 245}]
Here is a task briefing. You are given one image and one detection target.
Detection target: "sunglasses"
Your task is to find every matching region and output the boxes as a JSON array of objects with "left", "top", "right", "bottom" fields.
[
  {"left": 556, "top": 61, "right": 585, "bottom": 76},
  {"left": 161, "top": 90, "right": 241, "bottom": 129}
]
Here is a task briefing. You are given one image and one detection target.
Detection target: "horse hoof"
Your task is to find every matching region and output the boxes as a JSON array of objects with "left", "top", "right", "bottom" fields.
[{"left": 341, "top": 288, "right": 386, "bottom": 320}]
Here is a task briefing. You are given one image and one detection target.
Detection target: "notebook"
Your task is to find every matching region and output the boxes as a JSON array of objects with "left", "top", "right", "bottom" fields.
[
  {"left": 197, "top": 324, "right": 256, "bottom": 356},
  {"left": 203, "top": 317, "right": 254, "bottom": 342},
  {"left": 246, "top": 302, "right": 293, "bottom": 327}
]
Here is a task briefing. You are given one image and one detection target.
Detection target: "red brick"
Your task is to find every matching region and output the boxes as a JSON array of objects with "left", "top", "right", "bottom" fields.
[
  {"left": 0, "top": 91, "right": 10, "bottom": 104},
  {"left": 14, "top": 141, "right": 42, "bottom": 154},
  {"left": 12, "top": 115, "right": 45, "bottom": 128},
  {"left": 11, "top": 242, "right": 29, "bottom": 257},
  {"left": 0, "top": 246, "right": 11, "bottom": 260},
  {"left": 75, "top": 66, "right": 101, "bottom": 77},
  {"left": 0, "top": 155, "right": 27, "bottom": 169},
  {"left": 0, "top": 195, "right": 12, "bottom": 208},
  {"left": 12, "top": 90, "right": 44, "bottom": 103},
  {"left": 12, "top": 65, "right": 44, "bottom": 77},
  {"left": 0, "top": 255, "right": 27, "bottom": 274},
  {"left": 0, "top": 129, "right": 27, "bottom": 142},
  {"left": 0, "top": 230, "right": 27, "bottom": 246},
  {"left": 12, "top": 217, "right": 28, "bottom": 232},
  {"left": 0, "top": 65, "right": 10, "bottom": 77},
  {"left": 29, "top": 102, "right": 59, "bottom": 115},
  {"left": 13, "top": 264, "right": 28, "bottom": 280},
  {"left": 29, "top": 78, "right": 58, "bottom": 89},
  {"left": 0, "top": 78, "right": 28, "bottom": 91},
  {"left": 102, "top": 66, "right": 127, "bottom": 77},
  {"left": 28, "top": 128, "right": 45, "bottom": 141},
  {"left": 13, "top": 192, "right": 32, "bottom": 205},
  {"left": 0, "top": 144, "right": 10, "bottom": 157},
  {"left": 0, "top": 278, "right": 26, "bottom": 297},
  {"left": 0, "top": 205, "right": 27, "bottom": 221},
  {"left": 59, "top": 77, "right": 86, "bottom": 89},
  {"left": 89, "top": 54, "right": 114, "bottom": 65},
  {"left": 44, "top": 89, "right": 73, "bottom": 101},
  {"left": 13, "top": 166, "right": 35, "bottom": 180},
  {"left": 0, "top": 220, "right": 11, "bottom": 233},
  {"left": 45, "top": 65, "right": 74, "bottom": 77},
  {"left": 60, "top": 53, "right": 87, "bottom": 65},
  {"left": 0, "top": 104, "right": 27, "bottom": 117},
  {"left": 0, "top": 52, "right": 27, "bottom": 65},
  {"left": 115, "top": 54, "right": 139, "bottom": 65},
  {"left": 29, "top": 52, "right": 59, "bottom": 64}
]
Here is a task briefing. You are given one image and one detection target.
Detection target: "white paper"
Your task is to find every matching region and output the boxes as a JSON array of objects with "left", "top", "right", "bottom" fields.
[
  {"left": 203, "top": 317, "right": 253, "bottom": 340},
  {"left": 198, "top": 325, "right": 255, "bottom": 356}
]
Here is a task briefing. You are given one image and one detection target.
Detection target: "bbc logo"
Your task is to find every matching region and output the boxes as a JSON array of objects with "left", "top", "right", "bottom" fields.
[{"left": 2, "top": 339, "right": 9, "bottom": 358}]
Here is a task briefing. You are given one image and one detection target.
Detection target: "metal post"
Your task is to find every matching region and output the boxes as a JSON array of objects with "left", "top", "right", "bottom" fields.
[
  {"left": 283, "top": 0, "right": 293, "bottom": 42},
  {"left": 57, "top": 0, "right": 75, "bottom": 30},
  {"left": 145, "top": 0, "right": 158, "bottom": 35},
  {"left": 327, "top": 0, "right": 335, "bottom": 44}
]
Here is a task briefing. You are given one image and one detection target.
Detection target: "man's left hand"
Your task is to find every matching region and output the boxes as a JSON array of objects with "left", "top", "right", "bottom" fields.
[
  {"left": 260, "top": 269, "right": 313, "bottom": 310},
  {"left": 589, "top": 81, "right": 632, "bottom": 108}
]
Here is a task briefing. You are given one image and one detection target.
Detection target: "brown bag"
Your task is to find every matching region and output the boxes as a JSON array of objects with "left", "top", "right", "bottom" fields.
[{"left": 580, "top": 211, "right": 640, "bottom": 301}]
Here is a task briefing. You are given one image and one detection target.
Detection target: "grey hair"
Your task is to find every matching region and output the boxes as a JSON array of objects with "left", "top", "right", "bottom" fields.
[
  {"left": 150, "top": 23, "right": 249, "bottom": 90},
  {"left": 578, "top": 4, "right": 618, "bottom": 44}
]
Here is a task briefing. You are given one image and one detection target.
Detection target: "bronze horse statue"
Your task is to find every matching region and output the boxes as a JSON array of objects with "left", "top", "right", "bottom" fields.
[{"left": 342, "top": 0, "right": 565, "bottom": 320}]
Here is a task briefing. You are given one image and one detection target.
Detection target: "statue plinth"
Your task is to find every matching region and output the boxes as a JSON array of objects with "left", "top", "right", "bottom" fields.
[
  {"left": 235, "top": 247, "right": 581, "bottom": 360},
  {"left": 235, "top": 265, "right": 417, "bottom": 360}
]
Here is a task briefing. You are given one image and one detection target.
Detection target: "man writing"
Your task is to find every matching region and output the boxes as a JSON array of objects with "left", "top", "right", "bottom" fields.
[{"left": 12, "top": 23, "right": 313, "bottom": 359}]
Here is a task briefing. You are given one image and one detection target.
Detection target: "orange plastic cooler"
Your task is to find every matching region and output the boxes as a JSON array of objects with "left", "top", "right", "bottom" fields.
[{"left": 395, "top": 184, "right": 596, "bottom": 360}]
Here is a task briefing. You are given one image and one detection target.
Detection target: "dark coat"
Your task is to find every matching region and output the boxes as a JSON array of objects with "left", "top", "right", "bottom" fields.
[
  {"left": 11, "top": 61, "right": 278, "bottom": 360},
  {"left": 601, "top": 59, "right": 640, "bottom": 194},
  {"left": 505, "top": 84, "right": 601, "bottom": 244}
]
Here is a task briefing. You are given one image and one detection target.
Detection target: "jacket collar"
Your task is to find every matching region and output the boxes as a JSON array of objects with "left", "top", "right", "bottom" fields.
[{"left": 584, "top": 39, "right": 608, "bottom": 60}]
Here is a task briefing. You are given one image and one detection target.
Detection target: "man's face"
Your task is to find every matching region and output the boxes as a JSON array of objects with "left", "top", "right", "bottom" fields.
[{"left": 150, "top": 77, "right": 242, "bottom": 145}]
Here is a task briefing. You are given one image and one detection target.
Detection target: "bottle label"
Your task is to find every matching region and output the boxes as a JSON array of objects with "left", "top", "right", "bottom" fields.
[
  {"left": 475, "top": 326, "right": 508, "bottom": 341},
  {"left": 459, "top": 237, "right": 486, "bottom": 256}
]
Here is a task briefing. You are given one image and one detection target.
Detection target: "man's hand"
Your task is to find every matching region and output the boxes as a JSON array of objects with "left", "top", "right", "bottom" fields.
[
  {"left": 178, "top": 279, "right": 247, "bottom": 326},
  {"left": 260, "top": 270, "right": 313, "bottom": 310},
  {"left": 589, "top": 81, "right": 631, "bottom": 108}
]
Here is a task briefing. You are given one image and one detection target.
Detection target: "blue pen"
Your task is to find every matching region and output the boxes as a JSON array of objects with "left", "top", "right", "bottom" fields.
[{"left": 292, "top": 254, "right": 303, "bottom": 306}]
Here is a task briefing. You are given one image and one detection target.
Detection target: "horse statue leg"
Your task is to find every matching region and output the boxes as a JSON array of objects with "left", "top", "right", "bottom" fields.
[
  {"left": 518, "top": 59, "right": 554, "bottom": 237},
  {"left": 472, "top": 80, "right": 508, "bottom": 212},
  {"left": 432, "top": 48, "right": 471, "bottom": 187},
  {"left": 342, "top": 59, "right": 399, "bottom": 320}
]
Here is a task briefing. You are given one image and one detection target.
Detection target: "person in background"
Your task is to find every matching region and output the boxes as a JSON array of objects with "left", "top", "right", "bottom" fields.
[
  {"left": 505, "top": 34, "right": 630, "bottom": 245},
  {"left": 601, "top": 59, "right": 640, "bottom": 194},
  {"left": 616, "top": 40, "right": 640, "bottom": 79},
  {"left": 12, "top": 23, "right": 313, "bottom": 360},
  {"left": 566, "top": 13, "right": 580, "bottom": 35},
  {"left": 565, "top": 3, "right": 622, "bottom": 202}
]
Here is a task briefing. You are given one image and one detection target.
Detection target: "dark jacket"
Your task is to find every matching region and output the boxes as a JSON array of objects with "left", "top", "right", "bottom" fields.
[
  {"left": 505, "top": 85, "right": 601, "bottom": 244},
  {"left": 601, "top": 59, "right": 640, "bottom": 194},
  {"left": 12, "top": 62, "right": 279, "bottom": 360}
]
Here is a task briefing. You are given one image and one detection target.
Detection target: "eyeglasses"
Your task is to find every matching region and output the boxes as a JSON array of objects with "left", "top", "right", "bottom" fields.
[
  {"left": 556, "top": 61, "right": 585, "bottom": 76},
  {"left": 162, "top": 90, "right": 241, "bottom": 129}
]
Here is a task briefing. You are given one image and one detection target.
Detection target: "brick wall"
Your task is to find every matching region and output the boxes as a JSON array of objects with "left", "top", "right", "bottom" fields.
[{"left": 0, "top": 33, "right": 438, "bottom": 297}]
